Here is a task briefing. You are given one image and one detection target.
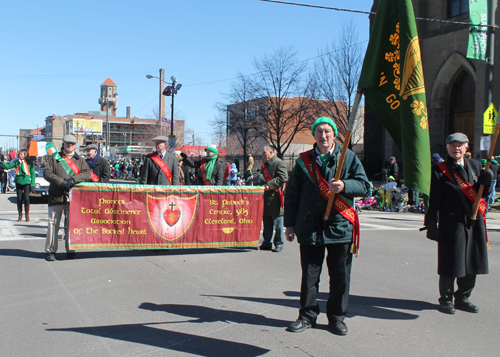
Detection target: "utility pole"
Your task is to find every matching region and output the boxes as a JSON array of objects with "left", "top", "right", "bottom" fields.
[
  {"left": 484, "top": 0, "right": 495, "bottom": 109},
  {"left": 159, "top": 69, "right": 165, "bottom": 135}
]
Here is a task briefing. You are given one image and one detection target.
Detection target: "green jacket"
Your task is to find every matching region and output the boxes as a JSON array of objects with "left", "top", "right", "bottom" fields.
[
  {"left": 284, "top": 144, "right": 369, "bottom": 246},
  {"left": 0, "top": 159, "right": 36, "bottom": 186},
  {"left": 262, "top": 155, "right": 288, "bottom": 216}
]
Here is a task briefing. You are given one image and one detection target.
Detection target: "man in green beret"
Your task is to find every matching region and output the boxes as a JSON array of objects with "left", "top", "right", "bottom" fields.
[{"left": 284, "top": 117, "right": 369, "bottom": 335}]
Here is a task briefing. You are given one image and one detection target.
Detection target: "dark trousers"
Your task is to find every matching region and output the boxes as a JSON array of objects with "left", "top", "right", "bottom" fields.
[
  {"left": 439, "top": 275, "right": 476, "bottom": 305},
  {"left": 299, "top": 243, "right": 352, "bottom": 324},
  {"left": 16, "top": 183, "right": 30, "bottom": 205}
]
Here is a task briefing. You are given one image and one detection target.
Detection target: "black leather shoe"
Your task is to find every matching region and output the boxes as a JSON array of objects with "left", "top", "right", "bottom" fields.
[
  {"left": 259, "top": 245, "right": 272, "bottom": 251},
  {"left": 329, "top": 321, "right": 348, "bottom": 336},
  {"left": 438, "top": 302, "right": 456, "bottom": 314},
  {"left": 45, "top": 253, "right": 56, "bottom": 261},
  {"left": 287, "top": 318, "right": 316, "bottom": 332},
  {"left": 455, "top": 302, "right": 479, "bottom": 313}
]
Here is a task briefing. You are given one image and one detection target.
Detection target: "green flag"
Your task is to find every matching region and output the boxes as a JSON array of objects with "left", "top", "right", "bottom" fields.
[{"left": 358, "top": 0, "right": 431, "bottom": 201}]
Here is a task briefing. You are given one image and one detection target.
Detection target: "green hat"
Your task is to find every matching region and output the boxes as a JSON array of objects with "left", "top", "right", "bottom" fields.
[
  {"left": 205, "top": 145, "right": 218, "bottom": 155},
  {"left": 311, "top": 117, "right": 338, "bottom": 137},
  {"left": 388, "top": 176, "right": 395, "bottom": 181}
]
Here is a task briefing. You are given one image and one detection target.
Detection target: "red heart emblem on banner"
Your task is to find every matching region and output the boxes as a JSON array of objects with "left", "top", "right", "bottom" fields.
[{"left": 164, "top": 205, "right": 181, "bottom": 227}]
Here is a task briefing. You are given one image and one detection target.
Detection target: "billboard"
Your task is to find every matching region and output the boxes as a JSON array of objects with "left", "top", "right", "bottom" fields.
[{"left": 73, "top": 119, "right": 103, "bottom": 135}]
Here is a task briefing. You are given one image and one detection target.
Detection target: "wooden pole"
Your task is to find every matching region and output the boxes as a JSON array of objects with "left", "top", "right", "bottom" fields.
[
  {"left": 471, "top": 122, "right": 500, "bottom": 222},
  {"left": 323, "top": 89, "right": 364, "bottom": 225}
]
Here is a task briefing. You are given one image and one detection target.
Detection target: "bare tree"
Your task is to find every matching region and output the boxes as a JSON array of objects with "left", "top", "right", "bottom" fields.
[
  {"left": 221, "top": 74, "right": 263, "bottom": 170},
  {"left": 250, "top": 47, "right": 315, "bottom": 158},
  {"left": 311, "top": 20, "right": 364, "bottom": 145},
  {"left": 209, "top": 111, "right": 227, "bottom": 150}
]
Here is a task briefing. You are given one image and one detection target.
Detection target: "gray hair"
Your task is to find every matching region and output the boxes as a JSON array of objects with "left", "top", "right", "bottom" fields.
[{"left": 263, "top": 145, "right": 276, "bottom": 154}]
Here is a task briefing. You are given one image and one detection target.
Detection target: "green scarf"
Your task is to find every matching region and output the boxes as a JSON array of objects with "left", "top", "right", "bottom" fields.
[
  {"left": 319, "top": 153, "right": 330, "bottom": 168},
  {"left": 205, "top": 155, "right": 217, "bottom": 180}
]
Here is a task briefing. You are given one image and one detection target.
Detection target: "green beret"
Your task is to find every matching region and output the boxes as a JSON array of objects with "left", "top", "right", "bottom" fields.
[
  {"left": 311, "top": 117, "right": 338, "bottom": 137},
  {"left": 205, "top": 145, "right": 218, "bottom": 155}
]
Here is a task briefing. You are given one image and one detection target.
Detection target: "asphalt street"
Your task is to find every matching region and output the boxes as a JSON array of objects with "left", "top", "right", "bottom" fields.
[{"left": 1, "top": 189, "right": 500, "bottom": 356}]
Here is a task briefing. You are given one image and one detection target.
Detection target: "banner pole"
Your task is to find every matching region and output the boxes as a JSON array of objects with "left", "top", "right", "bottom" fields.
[
  {"left": 471, "top": 122, "right": 500, "bottom": 223},
  {"left": 323, "top": 88, "right": 364, "bottom": 226}
]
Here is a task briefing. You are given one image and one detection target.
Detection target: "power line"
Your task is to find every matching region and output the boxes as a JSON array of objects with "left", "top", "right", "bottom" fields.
[{"left": 258, "top": 0, "right": 498, "bottom": 28}]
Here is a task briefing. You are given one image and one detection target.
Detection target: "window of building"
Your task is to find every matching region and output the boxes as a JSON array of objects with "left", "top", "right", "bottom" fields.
[
  {"left": 125, "top": 125, "right": 128, "bottom": 129},
  {"left": 141, "top": 125, "right": 145, "bottom": 129},
  {"left": 448, "top": 0, "right": 468, "bottom": 18}
]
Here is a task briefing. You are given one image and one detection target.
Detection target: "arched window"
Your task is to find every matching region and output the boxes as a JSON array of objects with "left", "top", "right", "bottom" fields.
[{"left": 449, "top": 71, "right": 475, "bottom": 152}]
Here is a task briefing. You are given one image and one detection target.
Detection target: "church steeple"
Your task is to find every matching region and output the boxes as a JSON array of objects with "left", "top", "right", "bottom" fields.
[{"left": 98, "top": 78, "right": 119, "bottom": 116}]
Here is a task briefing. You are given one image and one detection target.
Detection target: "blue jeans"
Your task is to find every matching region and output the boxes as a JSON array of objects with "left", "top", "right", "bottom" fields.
[
  {"left": 262, "top": 215, "right": 284, "bottom": 248},
  {"left": 486, "top": 180, "right": 497, "bottom": 216}
]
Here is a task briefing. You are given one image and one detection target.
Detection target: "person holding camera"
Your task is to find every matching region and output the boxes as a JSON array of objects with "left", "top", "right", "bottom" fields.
[{"left": 44, "top": 135, "right": 90, "bottom": 261}]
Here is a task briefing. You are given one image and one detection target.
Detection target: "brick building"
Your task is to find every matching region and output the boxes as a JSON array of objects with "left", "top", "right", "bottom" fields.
[{"left": 227, "top": 96, "right": 364, "bottom": 170}]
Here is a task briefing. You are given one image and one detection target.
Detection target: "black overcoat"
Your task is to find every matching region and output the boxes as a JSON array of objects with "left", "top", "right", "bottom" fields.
[
  {"left": 262, "top": 155, "right": 288, "bottom": 217},
  {"left": 88, "top": 156, "right": 110, "bottom": 183},
  {"left": 425, "top": 157, "right": 491, "bottom": 277}
]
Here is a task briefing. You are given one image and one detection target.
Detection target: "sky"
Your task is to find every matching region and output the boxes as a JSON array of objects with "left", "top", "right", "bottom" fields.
[{"left": 0, "top": 0, "right": 373, "bottom": 149}]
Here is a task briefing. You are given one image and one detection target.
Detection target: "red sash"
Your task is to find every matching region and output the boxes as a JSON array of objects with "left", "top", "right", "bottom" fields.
[
  {"left": 436, "top": 162, "right": 490, "bottom": 249},
  {"left": 200, "top": 158, "right": 212, "bottom": 185},
  {"left": 63, "top": 156, "right": 81, "bottom": 175},
  {"left": 261, "top": 163, "right": 286, "bottom": 212},
  {"left": 299, "top": 150, "right": 361, "bottom": 256},
  {"left": 148, "top": 153, "right": 173, "bottom": 185},
  {"left": 90, "top": 171, "right": 100, "bottom": 182}
]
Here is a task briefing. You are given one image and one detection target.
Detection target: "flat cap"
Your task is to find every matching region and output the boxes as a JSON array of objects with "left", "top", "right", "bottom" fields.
[
  {"left": 446, "top": 133, "right": 469, "bottom": 144},
  {"left": 152, "top": 135, "right": 168, "bottom": 142},
  {"left": 62, "top": 134, "right": 78, "bottom": 144},
  {"left": 85, "top": 144, "right": 98, "bottom": 151}
]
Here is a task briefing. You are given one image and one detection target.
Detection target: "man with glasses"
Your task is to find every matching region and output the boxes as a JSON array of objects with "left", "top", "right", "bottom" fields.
[{"left": 425, "top": 133, "right": 492, "bottom": 314}]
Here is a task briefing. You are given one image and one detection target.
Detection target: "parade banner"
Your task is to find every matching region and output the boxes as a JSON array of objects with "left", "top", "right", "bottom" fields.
[{"left": 68, "top": 183, "right": 264, "bottom": 250}]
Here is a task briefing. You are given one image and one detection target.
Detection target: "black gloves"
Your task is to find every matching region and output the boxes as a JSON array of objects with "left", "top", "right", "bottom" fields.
[
  {"left": 477, "top": 170, "right": 493, "bottom": 186},
  {"left": 426, "top": 226, "right": 441, "bottom": 242},
  {"left": 60, "top": 178, "right": 76, "bottom": 191}
]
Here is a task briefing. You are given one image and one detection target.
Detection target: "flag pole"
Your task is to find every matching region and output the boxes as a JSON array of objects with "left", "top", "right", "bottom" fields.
[
  {"left": 471, "top": 121, "right": 500, "bottom": 223},
  {"left": 323, "top": 88, "right": 364, "bottom": 226}
]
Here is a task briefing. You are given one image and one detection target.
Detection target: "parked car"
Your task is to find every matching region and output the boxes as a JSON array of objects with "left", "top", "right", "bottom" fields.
[{"left": 30, "top": 167, "right": 49, "bottom": 201}]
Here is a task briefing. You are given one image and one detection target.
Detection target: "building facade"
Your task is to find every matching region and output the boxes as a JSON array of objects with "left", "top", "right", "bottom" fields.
[
  {"left": 44, "top": 78, "right": 184, "bottom": 153},
  {"left": 227, "top": 96, "right": 364, "bottom": 170},
  {"left": 364, "top": 0, "right": 499, "bottom": 179}
]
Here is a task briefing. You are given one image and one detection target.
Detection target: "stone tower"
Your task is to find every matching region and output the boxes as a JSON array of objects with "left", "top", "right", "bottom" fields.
[{"left": 98, "top": 78, "right": 119, "bottom": 116}]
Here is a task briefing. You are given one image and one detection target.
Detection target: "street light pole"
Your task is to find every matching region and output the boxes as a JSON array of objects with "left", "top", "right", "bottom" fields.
[
  {"left": 159, "top": 69, "right": 165, "bottom": 135},
  {"left": 106, "top": 100, "right": 110, "bottom": 153}
]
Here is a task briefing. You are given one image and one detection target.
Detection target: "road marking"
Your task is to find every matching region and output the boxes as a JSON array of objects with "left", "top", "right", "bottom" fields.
[{"left": 360, "top": 223, "right": 422, "bottom": 231}]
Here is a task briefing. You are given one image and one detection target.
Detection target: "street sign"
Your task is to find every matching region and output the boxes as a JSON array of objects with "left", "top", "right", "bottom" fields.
[
  {"left": 32, "top": 135, "right": 44, "bottom": 140},
  {"left": 483, "top": 103, "right": 497, "bottom": 134},
  {"left": 480, "top": 135, "right": 491, "bottom": 151}
]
